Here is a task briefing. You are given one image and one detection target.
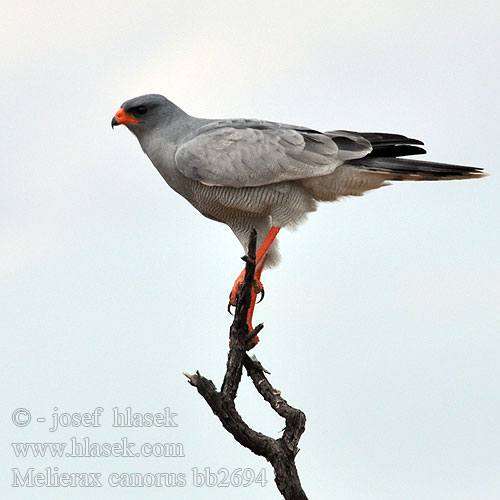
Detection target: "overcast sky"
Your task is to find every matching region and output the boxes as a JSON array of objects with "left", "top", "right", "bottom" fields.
[{"left": 2, "top": 1, "right": 499, "bottom": 499}]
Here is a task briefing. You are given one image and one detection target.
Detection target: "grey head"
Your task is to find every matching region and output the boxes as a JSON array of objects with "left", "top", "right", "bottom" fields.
[{"left": 111, "top": 94, "right": 187, "bottom": 140}]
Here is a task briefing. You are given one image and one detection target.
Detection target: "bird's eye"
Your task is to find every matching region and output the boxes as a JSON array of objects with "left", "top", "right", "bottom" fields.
[{"left": 134, "top": 105, "right": 148, "bottom": 115}]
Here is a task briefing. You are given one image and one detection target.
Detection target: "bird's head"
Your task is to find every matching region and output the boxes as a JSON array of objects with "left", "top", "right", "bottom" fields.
[{"left": 111, "top": 94, "right": 176, "bottom": 137}]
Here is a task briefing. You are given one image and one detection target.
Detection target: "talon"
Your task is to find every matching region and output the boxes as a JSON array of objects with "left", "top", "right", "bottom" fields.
[
  {"left": 256, "top": 288, "right": 265, "bottom": 304},
  {"left": 227, "top": 300, "right": 234, "bottom": 315},
  {"left": 252, "top": 277, "right": 263, "bottom": 295}
]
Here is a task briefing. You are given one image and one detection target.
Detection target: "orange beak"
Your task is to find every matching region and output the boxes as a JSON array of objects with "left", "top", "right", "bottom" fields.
[{"left": 111, "top": 108, "right": 139, "bottom": 128}]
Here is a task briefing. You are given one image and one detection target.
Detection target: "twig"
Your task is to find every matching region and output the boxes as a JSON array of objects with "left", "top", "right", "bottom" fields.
[{"left": 184, "top": 229, "right": 308, "bottom": 499}]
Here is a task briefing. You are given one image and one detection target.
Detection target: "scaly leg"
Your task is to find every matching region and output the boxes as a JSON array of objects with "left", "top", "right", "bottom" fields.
[
  {"left": 229, "top": 226, "right": 280, "bottom": 344},
  {"left": 246, "top": 261, "right": 265, "bottom": 344}
]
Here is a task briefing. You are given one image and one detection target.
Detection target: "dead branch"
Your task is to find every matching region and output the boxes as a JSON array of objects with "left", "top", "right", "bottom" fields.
[{"left": 184, "top": 229, "right": 308, "bottom": 499}]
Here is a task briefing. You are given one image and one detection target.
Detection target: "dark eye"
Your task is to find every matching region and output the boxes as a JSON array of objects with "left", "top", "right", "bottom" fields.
[{"left": 134, "top": 105, "right": 148, "bottom": 116}]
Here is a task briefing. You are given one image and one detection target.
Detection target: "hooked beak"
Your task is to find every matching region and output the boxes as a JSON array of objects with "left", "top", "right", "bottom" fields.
[{"left": 111, "top": 108, "right": 139, "bottom": 129}]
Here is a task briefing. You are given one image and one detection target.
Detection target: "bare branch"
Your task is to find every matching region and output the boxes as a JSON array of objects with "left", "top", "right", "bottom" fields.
[{"left": 185, "top": 229, "right": 308, "bottom": 499}]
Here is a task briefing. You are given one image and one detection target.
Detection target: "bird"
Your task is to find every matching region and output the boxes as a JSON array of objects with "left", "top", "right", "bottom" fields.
[{"left": 112, "top": 94, "right": 484, "bottom": 343}]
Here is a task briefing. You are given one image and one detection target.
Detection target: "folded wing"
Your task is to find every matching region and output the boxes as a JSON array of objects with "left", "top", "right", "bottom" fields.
[{"left": 174, "top": 121, "right": 372, "bottom": 187}]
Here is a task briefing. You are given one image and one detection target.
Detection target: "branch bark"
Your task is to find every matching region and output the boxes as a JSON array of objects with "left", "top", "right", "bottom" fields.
[{"left": 184, "top": 229, "right": 308, "bottom": 499}]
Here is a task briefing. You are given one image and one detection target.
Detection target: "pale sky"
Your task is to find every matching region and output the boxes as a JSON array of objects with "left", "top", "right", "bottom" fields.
[{"left": 2, "top": 1, "right": 499, "bottom": 499}]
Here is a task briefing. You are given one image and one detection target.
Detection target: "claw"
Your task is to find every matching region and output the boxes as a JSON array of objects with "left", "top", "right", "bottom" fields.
[
  {"left": 256, "top": 288, "right": 265, "bottom": 303},
  {"left": 252, "top": 278, "right": 263, "bottom": 295}
]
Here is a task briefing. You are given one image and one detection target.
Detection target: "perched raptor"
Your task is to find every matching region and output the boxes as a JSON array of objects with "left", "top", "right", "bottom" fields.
[{"left": 112, "top": 94, "right": 484, "bottom": 342}]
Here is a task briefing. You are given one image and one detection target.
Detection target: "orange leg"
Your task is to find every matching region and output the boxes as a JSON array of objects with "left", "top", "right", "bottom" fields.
[
  {"left": 229, "top": 226, "right": 280, "bottom": 306},
  {"left": 246, "top": 261, "right": 265, "bottom": 345},
  {"left": 229, "top": 227, "right": 281, "bottom": 345},
  {"left": 255, "top": 226, "right": 280, "bottom": 267}
]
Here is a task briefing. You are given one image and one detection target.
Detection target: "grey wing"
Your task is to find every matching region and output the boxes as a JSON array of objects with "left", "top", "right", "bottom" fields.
[{"left": 174, "top": 122, "right": 372, "bottom": 188}]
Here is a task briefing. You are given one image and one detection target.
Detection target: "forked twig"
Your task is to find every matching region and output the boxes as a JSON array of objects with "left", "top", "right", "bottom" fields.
[{"left": 184, "top": 230, "right": 308, "bottom": 499}]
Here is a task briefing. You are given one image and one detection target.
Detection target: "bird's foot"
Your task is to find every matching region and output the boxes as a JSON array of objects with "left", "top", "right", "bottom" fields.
[
  {"left": 246, "top": 324, "right": 261, "bottom": 349},
  {"left": 245, "top": 335, "right": 259, "bottom": 350},
  {"left": 227, "top": 266, "right": 265, "bottom": 349},
  {"left": 228, "top": 324, "right": 261, "bottom": 350},
  {"left": 228, "top": 269, "right": 264, "bottom": 308}
]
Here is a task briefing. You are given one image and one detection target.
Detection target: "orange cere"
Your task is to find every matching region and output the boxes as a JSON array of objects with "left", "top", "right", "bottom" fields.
[{"left": 114, "top": 108, "right": 139, "bottom": 124}]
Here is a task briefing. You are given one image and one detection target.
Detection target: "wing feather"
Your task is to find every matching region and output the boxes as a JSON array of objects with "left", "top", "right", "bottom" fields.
[{"left": 174, "top": 122, "right": 372, "bottom": 188}]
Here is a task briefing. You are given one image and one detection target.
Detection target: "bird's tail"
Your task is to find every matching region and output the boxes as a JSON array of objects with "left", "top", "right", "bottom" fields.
[
  {"left": 302, "top": 131, "right": 485, "bottom": 202},
  {"left": 348, "top": 156, "right": 485, "bottom": 181},
  {"left": 342, "top": 131, "right": 485, "bottom": 181}
]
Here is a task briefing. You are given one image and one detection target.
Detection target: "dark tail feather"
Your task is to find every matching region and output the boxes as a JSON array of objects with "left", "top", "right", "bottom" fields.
[
  {"left": 328, "top": 131, "right": 485, "bottom": 180},
  {"left": 349, "top": 156, "right": 485, "bottom": 180},
  {"left": 332, "top": 130, "right": 427, "bottom": 157}
]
